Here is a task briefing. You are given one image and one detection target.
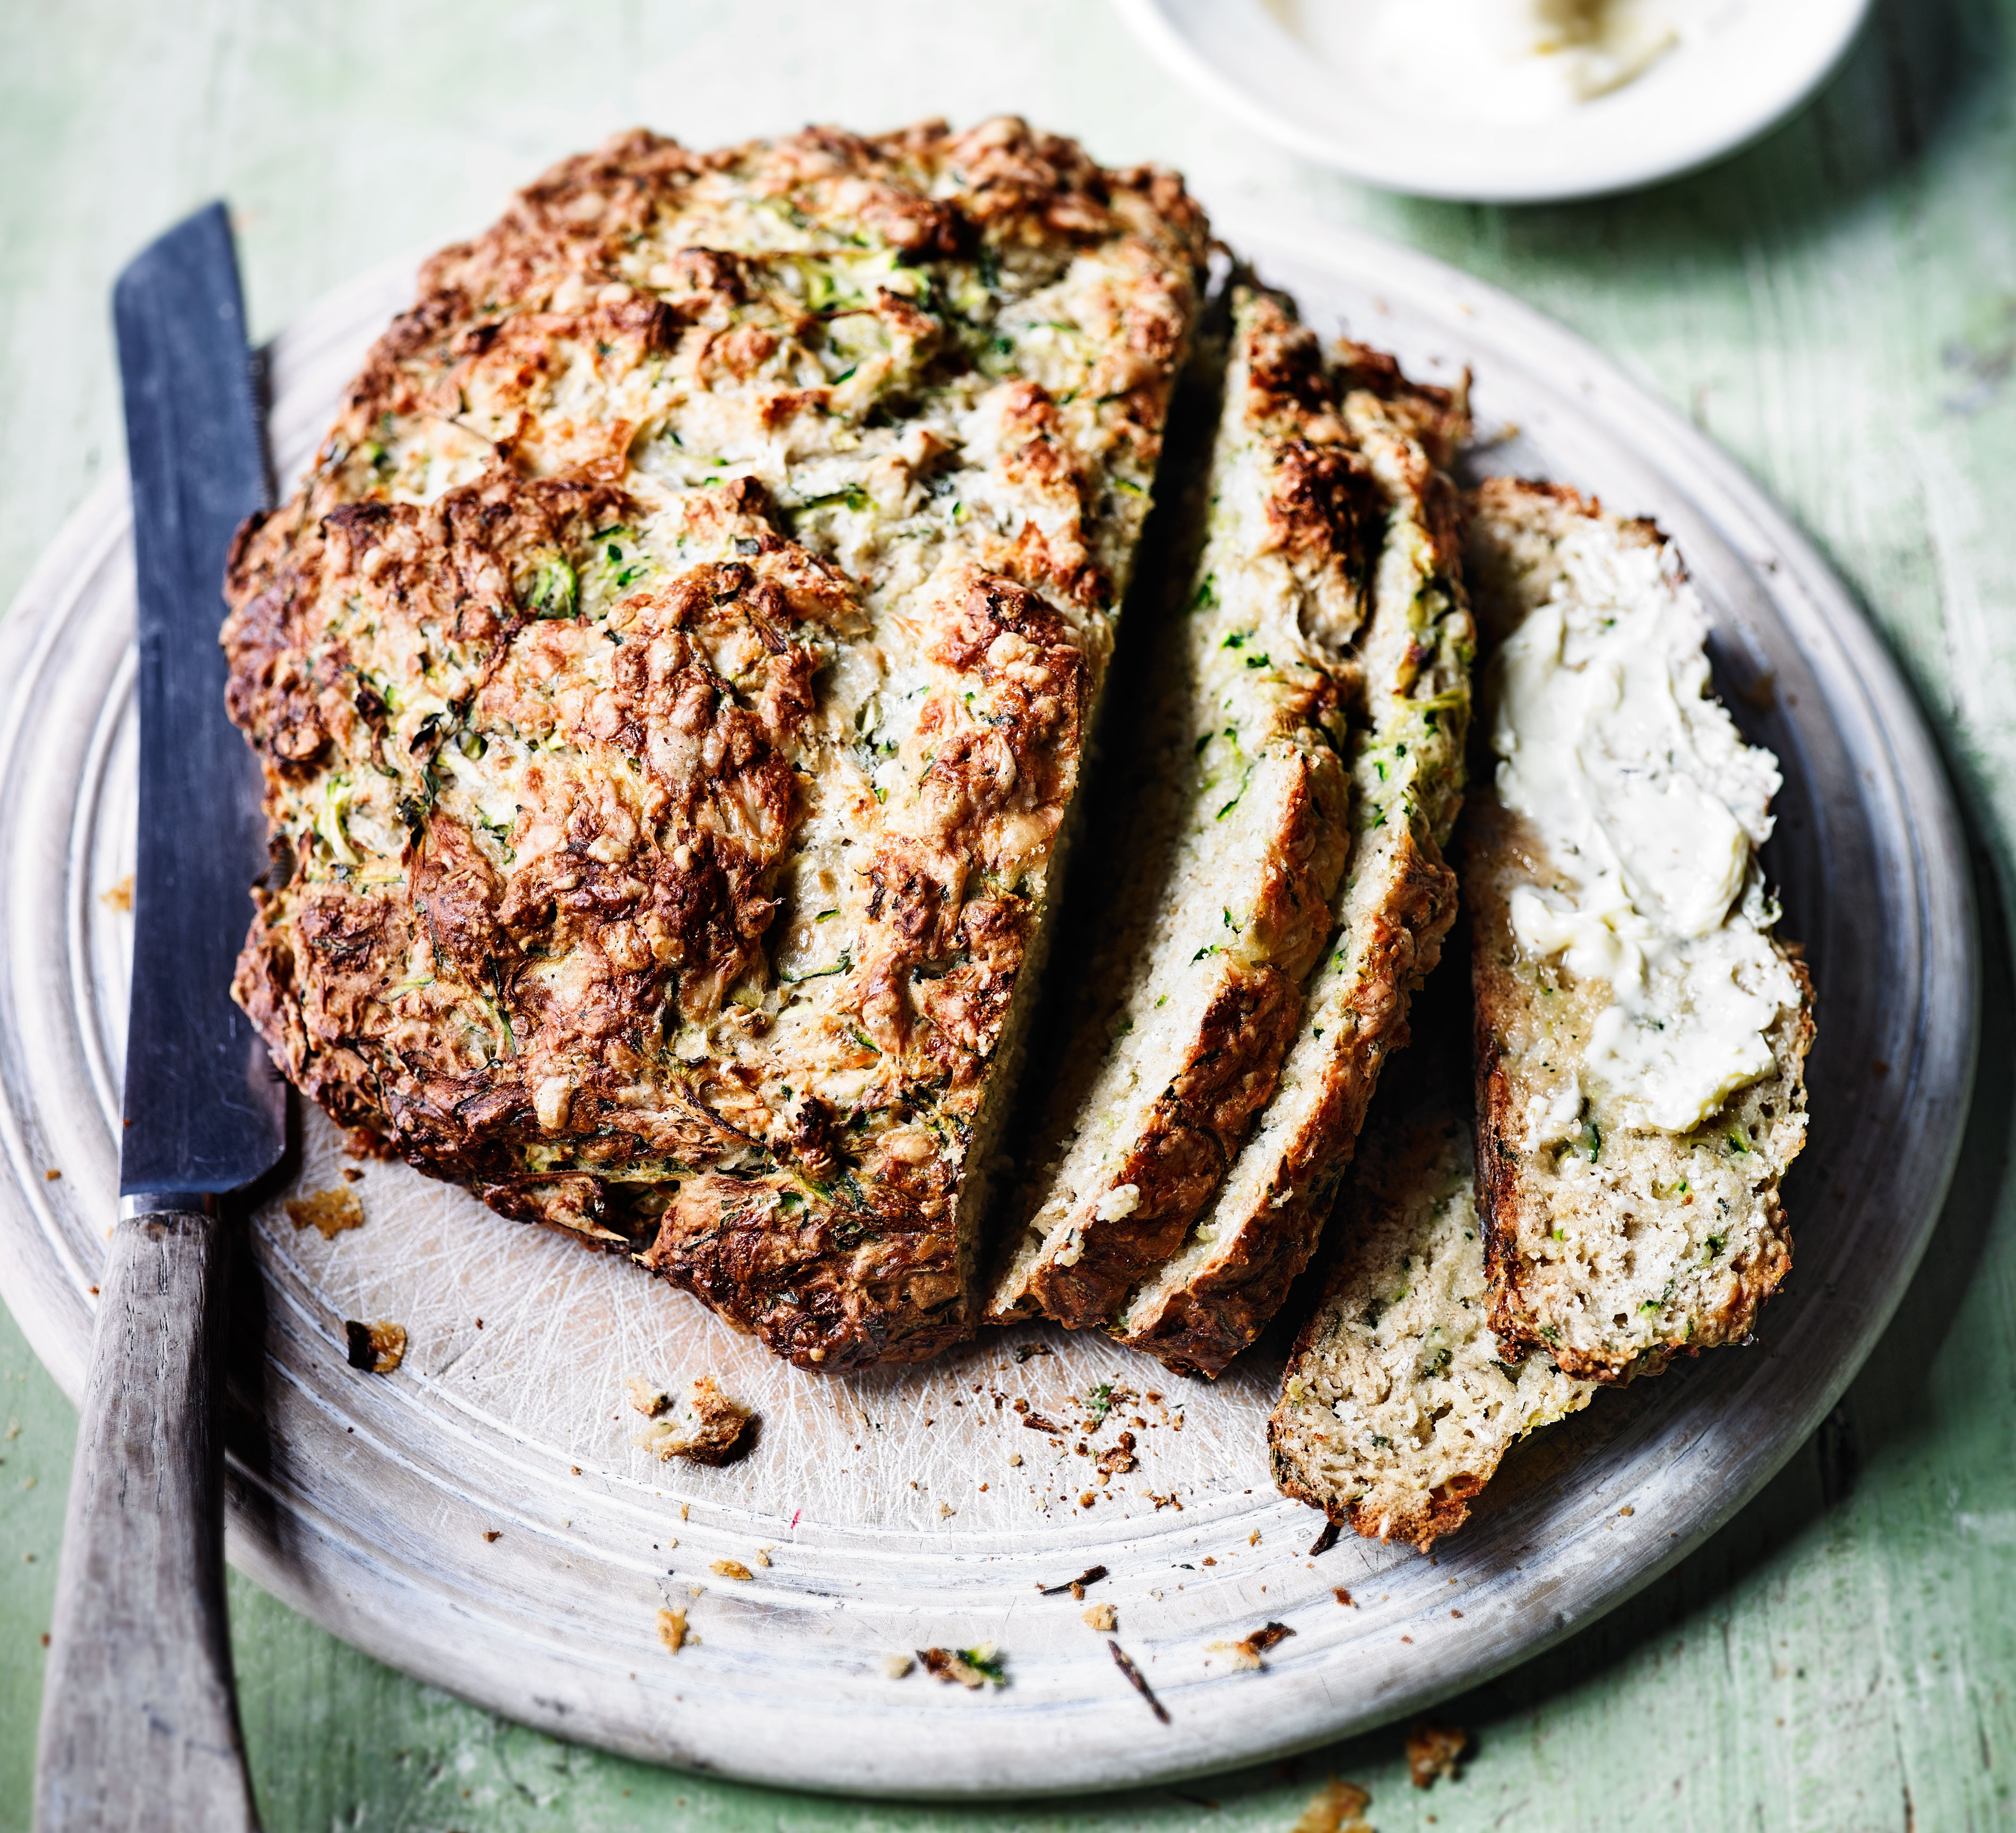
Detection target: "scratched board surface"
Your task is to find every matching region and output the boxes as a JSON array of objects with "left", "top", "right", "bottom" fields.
[{"left": 2, "top": 1, "right": 2014, "bottom": 1828}]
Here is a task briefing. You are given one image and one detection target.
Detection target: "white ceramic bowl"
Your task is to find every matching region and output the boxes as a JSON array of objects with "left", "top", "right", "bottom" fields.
[{"left": 1115, "top": 0, "right": 1874, "bottom": 202}]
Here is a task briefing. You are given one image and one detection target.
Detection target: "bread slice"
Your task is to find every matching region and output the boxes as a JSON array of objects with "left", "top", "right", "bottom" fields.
[
  {"left": 1269, "top": 1007, "right": 1596, "bottom": 1552},
  {"left": 224, "top": 121, "right": 1208, "bottom": 1370},
  {"left": 1464, "top": 479, "right": 1814, "bottom": 1383},
  {"left": 986, "top": 287, "right": 1361, "bottom": 1330},
  {"left": 990, "top": 290, "right": 1473, "bottom": 1374}
]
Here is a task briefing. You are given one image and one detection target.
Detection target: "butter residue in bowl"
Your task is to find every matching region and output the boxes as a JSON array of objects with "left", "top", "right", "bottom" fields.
[
  {"left": 1270, "top": 0, "right": 1714, "bottom": 126},
  {"left": 1488, "top": 523, "right": 1802, "bottom": 1135}
]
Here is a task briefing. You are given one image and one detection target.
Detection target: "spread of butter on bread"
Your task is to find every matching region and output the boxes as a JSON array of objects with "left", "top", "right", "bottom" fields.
[
  {"left": 1488, "top": 521, "right": 1802, "bottom": 1138},
  {"left": 1464, "top": 478, "right": 1812, "bottom": 1384}
]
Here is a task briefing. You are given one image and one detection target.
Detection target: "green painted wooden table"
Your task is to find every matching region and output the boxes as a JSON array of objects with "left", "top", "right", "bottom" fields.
[{"left": 2, "top": 2, "right": 2012, "bottom": 1826}]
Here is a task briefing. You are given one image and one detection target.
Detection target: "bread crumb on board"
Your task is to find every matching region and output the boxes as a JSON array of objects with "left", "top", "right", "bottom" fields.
[
  {"left": 1407, "top": 1721, "right": 1469, "bottom": 1788},
  {"left": 1289, "top": 1776, "right": 1374, "bottom": 1833},
  {"left": 632, "top": 1375, "right": 754, "bottom": 1466},
  {"left": 344, "top": 1320, "right": 404, "bottom": 1373},
  {"left": 625, "top": 1376, "right": 671, "bottom": 1417},
  {"left": 1082, "top": 1603, "right": 1117, "bottom": 1631},
  {"left": 1096, "top": 1433, "right": 1137, "bottom": 1478},
  {"left": 710, "top": 1560, "right": 753, "bottom": 1581},
  {"left": 1206, "top": 1621, "right": 1296, "bottom": 1672},
  {"left": 288, "top": 1187, "right": 364, "bottom": 1241},
  {"left": 656, "top": 1607, "right": 688, "bottom": 1653},
  {"left": 918, "top": 1644, "right": 1007, "bottom": 1689}
]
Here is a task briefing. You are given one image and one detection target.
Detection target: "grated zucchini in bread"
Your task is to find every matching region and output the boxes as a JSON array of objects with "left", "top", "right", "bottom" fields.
[
  {"left": 1269, "top": 970, "right": 1596, "bottom": 1552},
  {"left": 991, "top": 287, "right": 1472, "bottom": 1375},
  {"left": 223, "top": 121, "right": 1208, "bottom": 1370},
  {"left": 1465, "top": 479, "right": 1814, "bottom": 1383}
]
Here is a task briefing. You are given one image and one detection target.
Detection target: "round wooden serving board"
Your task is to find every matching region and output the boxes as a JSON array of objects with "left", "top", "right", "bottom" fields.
[{"left": 0, "top": 215, "right": 1978, "bottom": 1798}]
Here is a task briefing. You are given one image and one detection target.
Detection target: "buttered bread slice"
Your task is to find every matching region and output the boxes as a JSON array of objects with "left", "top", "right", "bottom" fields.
[
  {"left": 990, "top": 289, "right": 1472, "bottom": 1375},
  {"left": 224, "top": 121, "right": 1208, "bottom": 1370},
  {"left": 1465, "top": 480, "right": 1814, "bottom": 1383}
]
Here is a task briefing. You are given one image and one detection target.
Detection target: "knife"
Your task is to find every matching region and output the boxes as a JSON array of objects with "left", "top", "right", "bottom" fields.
[{"left": 34, "top": 202, "right": 284, "bottom": 1833}]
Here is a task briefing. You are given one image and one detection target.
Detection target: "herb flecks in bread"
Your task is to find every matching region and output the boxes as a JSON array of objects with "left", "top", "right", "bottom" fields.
[
  {"left": 1117, "top": 329, "right": 1472, "bottom": 1373},
  {"left": 993, "top": 285, "right": 1472, "bottom": 1376},
  {"left": 223, "top": 121, "right": 1208, "bottom": 1371},
  {"left": 989, "top": 287, "right": 1366, "bottom": 1336},
  {"left": 1466, "top": 479, "right": 1813, "bottom": 1383},
  {"left": 1270, "top": 1063, "right": 1595, "bottom": 1552}
]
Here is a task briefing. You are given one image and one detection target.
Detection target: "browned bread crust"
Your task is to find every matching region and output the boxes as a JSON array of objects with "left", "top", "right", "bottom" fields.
[{"left": 225, "top": 120, "right": 1208, "bottom": 1369}]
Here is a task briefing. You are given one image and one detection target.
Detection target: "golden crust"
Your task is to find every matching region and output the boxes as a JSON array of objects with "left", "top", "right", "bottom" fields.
[{"left": 225, "top": 120, "right": 1207, "bottom": 1369}]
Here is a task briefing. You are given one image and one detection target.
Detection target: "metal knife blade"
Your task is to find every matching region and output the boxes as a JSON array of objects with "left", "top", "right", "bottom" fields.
[{"left": 113, "top": 202, "right": 285, "bottom": 1198}]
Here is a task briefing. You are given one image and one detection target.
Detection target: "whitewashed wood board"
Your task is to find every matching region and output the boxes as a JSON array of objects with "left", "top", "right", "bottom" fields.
[{"left": 0, "top": 216, "right": 1977, "bottom": 1797}]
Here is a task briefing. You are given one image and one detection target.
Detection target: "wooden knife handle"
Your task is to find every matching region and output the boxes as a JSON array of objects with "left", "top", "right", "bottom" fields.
[{"left": 34, "top": 1202, "right": 260, "bottom": 1832}]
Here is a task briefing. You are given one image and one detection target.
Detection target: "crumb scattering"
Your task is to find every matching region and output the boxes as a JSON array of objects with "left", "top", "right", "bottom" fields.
[
  {"left": 634, "top": 1375, "right": 753, "bottom": 1466},
  {"left": 288, "top": 1187, "right": 365, "bottom": 1241},
  {"left": 99, "top": 876, "right": 132, "bottom": 912},
  {"left": 1407, "top": 1722, "right": 1469, "bottom": 1788},
  {"left": 657, "top": 1607, "right": 688, "bottom": 1654},
  {"left": 1333, "top": 1587, "right": 1355, "bottom": 1607},
  {"left": 1208, "top": 1621, "right": 1296, "bottom": 1672},
  {"left": 481, "top": 1530, "right": 501, "bottom": 1544},
  {"left": 1082, "top": 1603, "right": 1116, "bottom": 1631},
  {"left": 1289, "top": 1776, "right": 1374, "bottom": 1833},
  {"left": 710, "top": 1560, "right": 753, "bottom": 1581},
  {"left": 625, "top": 1375, "right": 671, "bottom": 1417},
  {"left": 343, "top": 1319, "right": 405, "bottom": 1374},
  {"left": 1097, "top": 1432, "right": 1137, "bottom": 1478},
  {"left": 1040, "top": 1564, "right": 1108, "bottom": 1599}
]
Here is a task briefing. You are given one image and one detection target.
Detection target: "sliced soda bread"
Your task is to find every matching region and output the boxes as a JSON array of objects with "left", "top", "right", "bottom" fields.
[
  {"left": 1269, "top": 1015, "right": 1597, "bottom": 1552},
  {"left": 1464, "top": 480, "right": 1814, "bottom": 1384},
  {"left": 1116, "top": 355, "right": 1471, "bottom": 1374},
  {"left": 987, "top": 287, "right": 1364, "bottom": 1332},
  {"left": 990, "top": 290, "right": 1473, "bottom": 1375}
]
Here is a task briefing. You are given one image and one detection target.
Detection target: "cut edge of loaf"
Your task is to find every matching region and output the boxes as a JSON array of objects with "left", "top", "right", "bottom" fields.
[
  {"left": 986, "top": 283, "right": 1369, "bottom": 1330},
  {"left": 1112, "top": 342, "right": 1475, "bottom": 1376}
]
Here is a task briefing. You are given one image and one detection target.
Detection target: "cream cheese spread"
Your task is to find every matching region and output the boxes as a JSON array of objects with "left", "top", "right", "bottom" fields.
[{"left": 1489, "top": 522, "right": 1800, "bottom": 1135}]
